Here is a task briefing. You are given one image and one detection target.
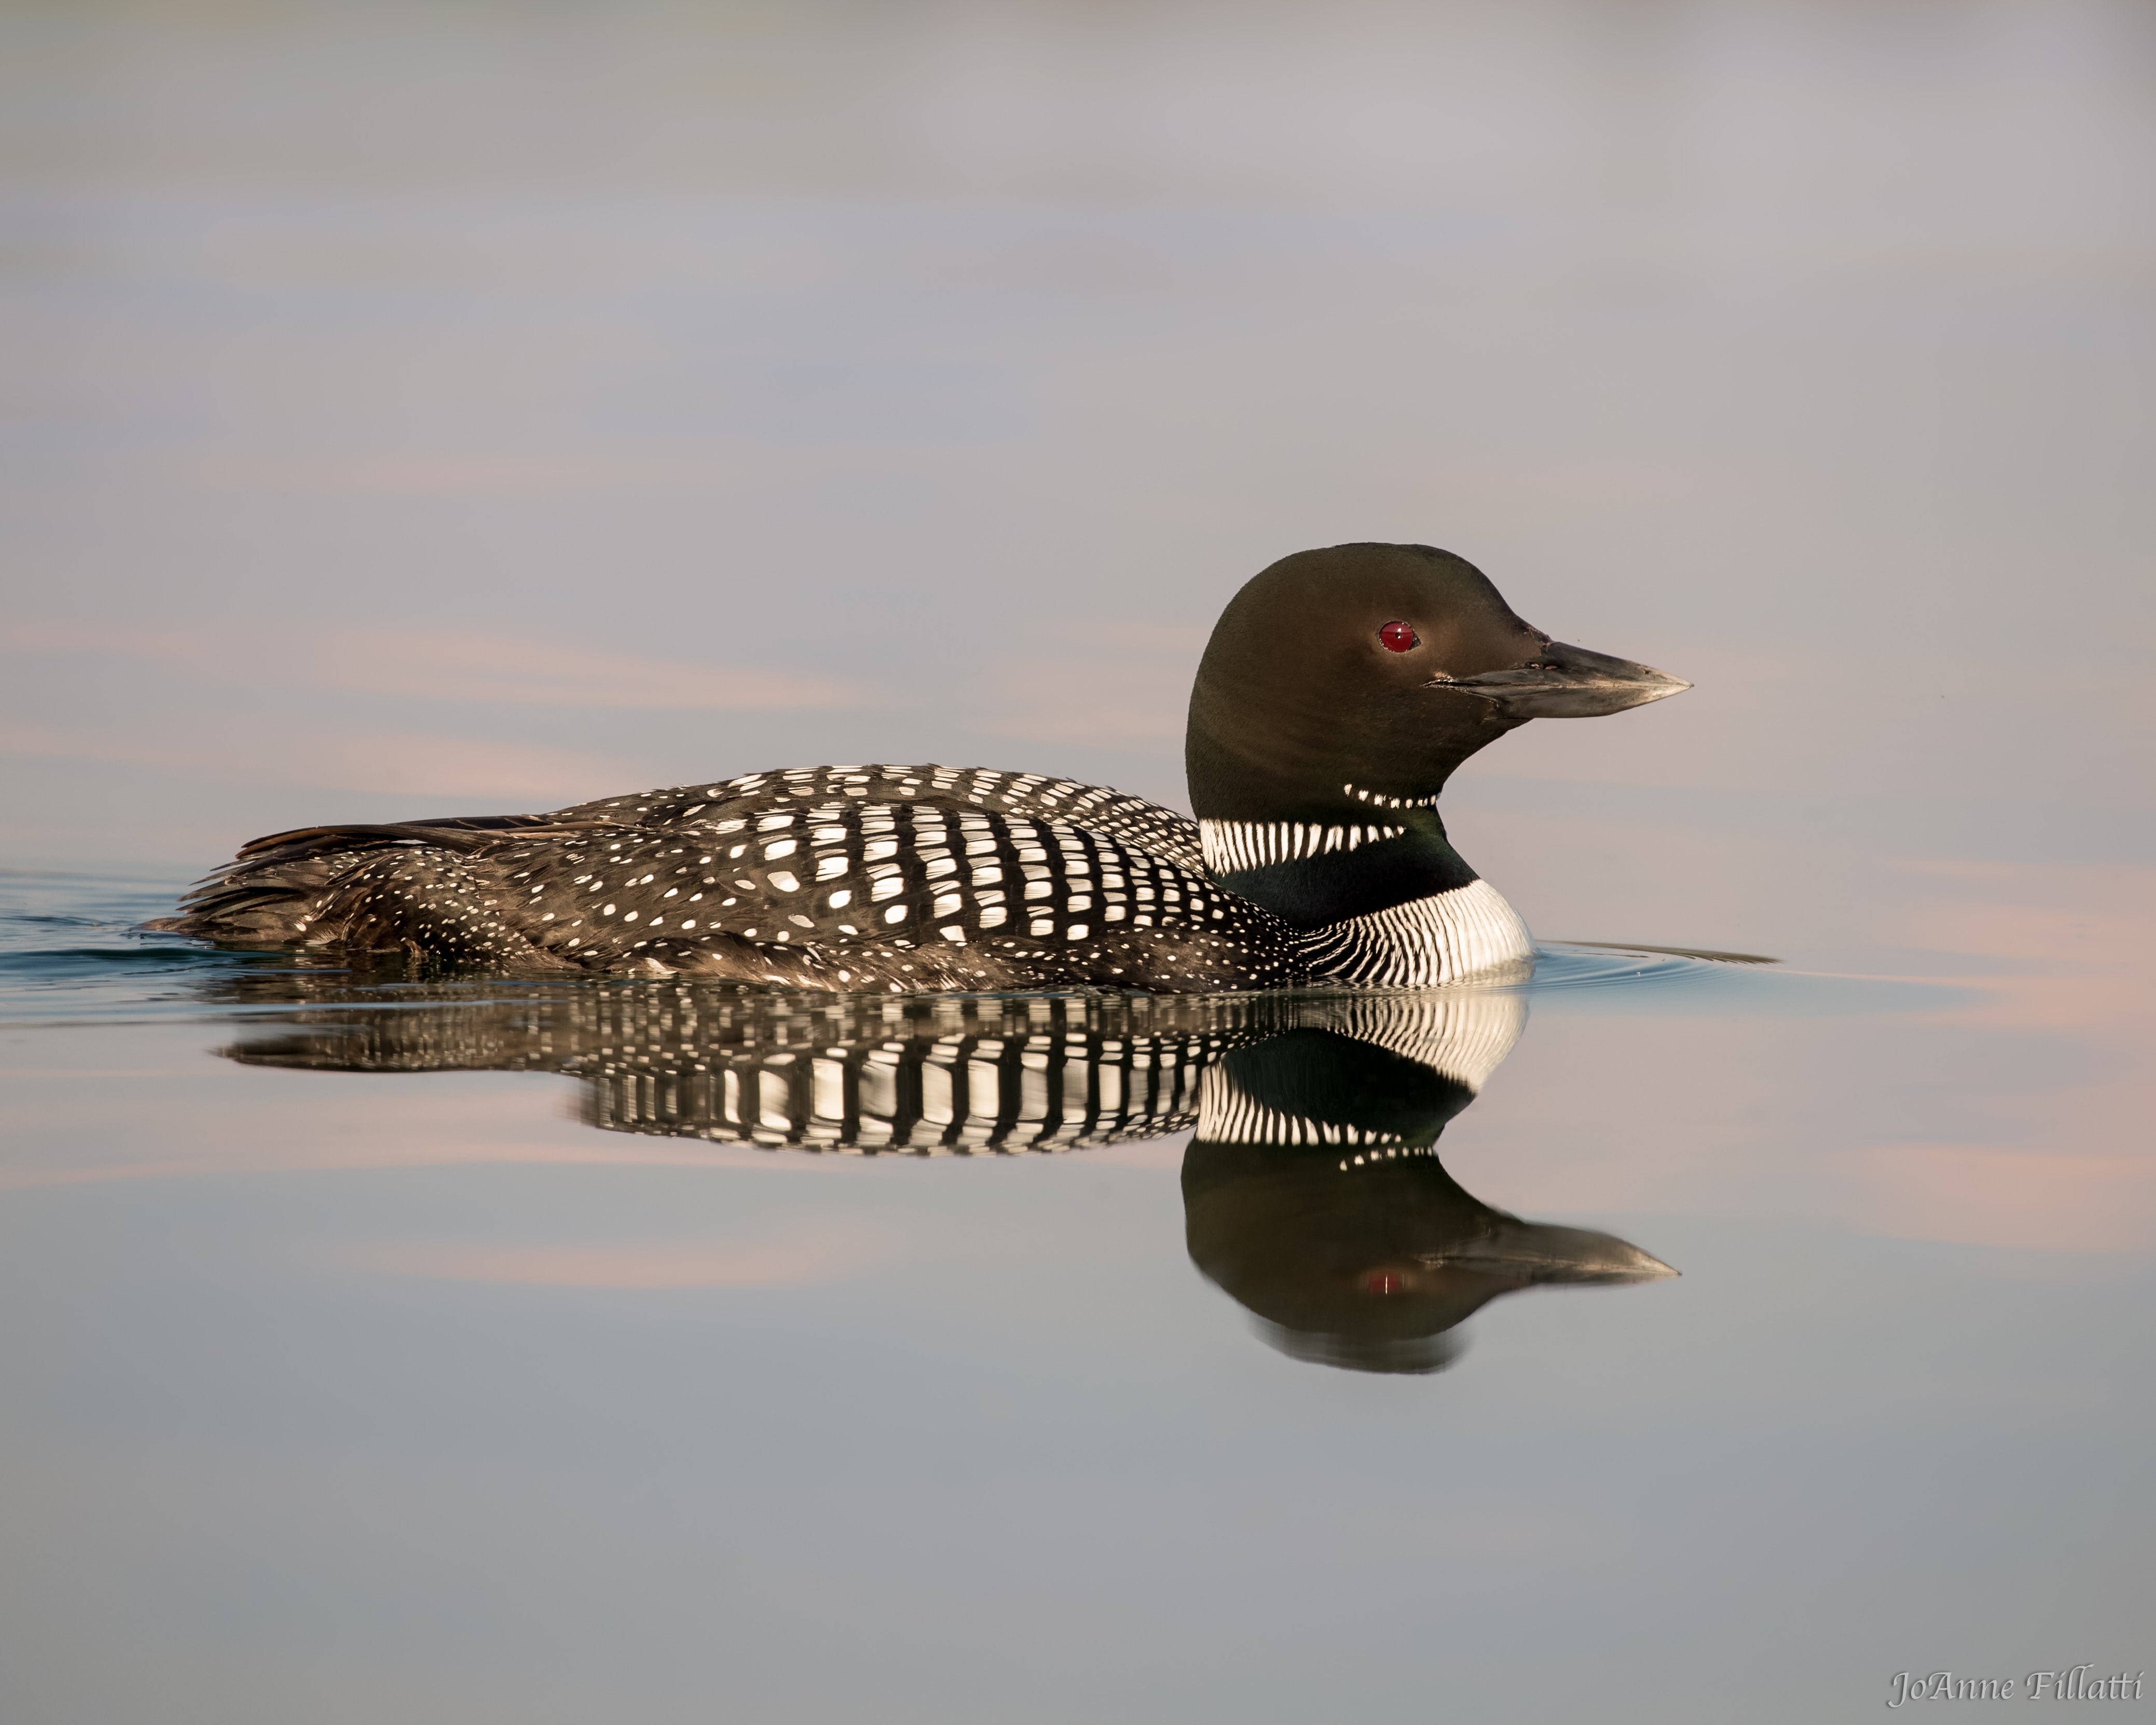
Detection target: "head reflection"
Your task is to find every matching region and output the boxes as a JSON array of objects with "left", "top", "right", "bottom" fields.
[
  {"left": 1187, "top": 1018, "right": 1674, "bottom": 1374},
  {"left": 217, "top": 967, "right": 1674, "bottom": 1372}
]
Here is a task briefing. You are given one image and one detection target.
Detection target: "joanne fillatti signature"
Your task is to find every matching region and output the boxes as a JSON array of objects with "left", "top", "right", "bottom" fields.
[{"left": 1888, "top": 1668, "right": 2146, "bottom": 1706}]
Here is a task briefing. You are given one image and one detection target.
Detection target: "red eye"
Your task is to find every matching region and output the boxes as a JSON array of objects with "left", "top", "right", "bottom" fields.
[{"left": 1378, "top": 620, "right": 1418, "bottom": 652}]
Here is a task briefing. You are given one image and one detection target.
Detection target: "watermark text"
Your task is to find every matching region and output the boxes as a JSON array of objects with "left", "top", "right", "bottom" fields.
[{"left": 1888, "top": 1669, "right": 2145, "bottom": 1706}]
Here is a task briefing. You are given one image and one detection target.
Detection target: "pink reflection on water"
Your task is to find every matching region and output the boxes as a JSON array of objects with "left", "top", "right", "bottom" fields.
[
  {"left": 1836, "top": 860, "right": 2156, "bottom": 1250},
  {"left": 1448, "top": 859, "right": 2156, "bottom": 1253}
]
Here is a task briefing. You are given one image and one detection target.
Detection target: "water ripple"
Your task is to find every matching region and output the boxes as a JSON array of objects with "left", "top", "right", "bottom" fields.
[{"left": 0, "top": 872, "right": 1966, "bottom": 1025}]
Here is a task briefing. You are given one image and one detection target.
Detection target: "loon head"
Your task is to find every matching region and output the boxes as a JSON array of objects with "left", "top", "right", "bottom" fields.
[{"left": 1185, "top": 542, "right": 1687, "bottom": 825}]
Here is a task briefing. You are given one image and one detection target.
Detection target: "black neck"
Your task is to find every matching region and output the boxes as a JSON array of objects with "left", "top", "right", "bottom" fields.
[{"left": 1208, "top": 814, "right": 1478, "bottom": 929}]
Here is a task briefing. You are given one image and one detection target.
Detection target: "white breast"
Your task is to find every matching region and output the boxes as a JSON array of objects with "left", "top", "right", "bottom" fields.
[{"left": 1295, "top": 878, "right": 1534, "bottom": 988}]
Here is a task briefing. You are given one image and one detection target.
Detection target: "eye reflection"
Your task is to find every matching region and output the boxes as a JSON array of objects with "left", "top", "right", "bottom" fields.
[{"left": 212, "top": 967, "right": 1676, "bottom": 1373}]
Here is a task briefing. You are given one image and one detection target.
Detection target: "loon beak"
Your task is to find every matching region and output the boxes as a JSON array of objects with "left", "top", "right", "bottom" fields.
[{"left": 1435, "top": 640, "right": 1691, "bottom": 718}]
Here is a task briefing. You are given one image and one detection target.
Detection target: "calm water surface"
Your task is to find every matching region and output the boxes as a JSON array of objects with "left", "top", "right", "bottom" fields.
[
  {"left": 2, "top": 865, "right": 2150, "bottom": 1723},
  {"left": 5, "top": 2, "right": 2154, "bottom": 1721}
]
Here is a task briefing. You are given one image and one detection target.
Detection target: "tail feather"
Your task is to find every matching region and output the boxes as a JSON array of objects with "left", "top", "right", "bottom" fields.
[
  {"left": 159, "top": 820, "right": 530, "bottom": 942},
  {"left": 232, "top": 811, "right": 594, "bottom": 860}
]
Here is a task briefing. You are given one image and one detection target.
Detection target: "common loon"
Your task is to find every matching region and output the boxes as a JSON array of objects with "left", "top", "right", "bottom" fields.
[{"left": 156, "top": 542, "right": 1688, "bottom": 991}]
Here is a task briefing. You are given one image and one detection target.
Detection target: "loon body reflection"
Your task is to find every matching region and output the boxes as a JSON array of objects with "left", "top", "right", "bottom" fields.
[
  {"left": 219, "top": 968, "right": 1674, "bottom": 1371},
  {"left": 159, "top": 543, "right": 1685, "bottom": 993}
]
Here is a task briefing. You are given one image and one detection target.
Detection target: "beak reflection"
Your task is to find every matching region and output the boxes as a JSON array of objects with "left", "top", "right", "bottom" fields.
[{"left": 215, "top": 968, "right": 1677, "bottom": 1375}]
